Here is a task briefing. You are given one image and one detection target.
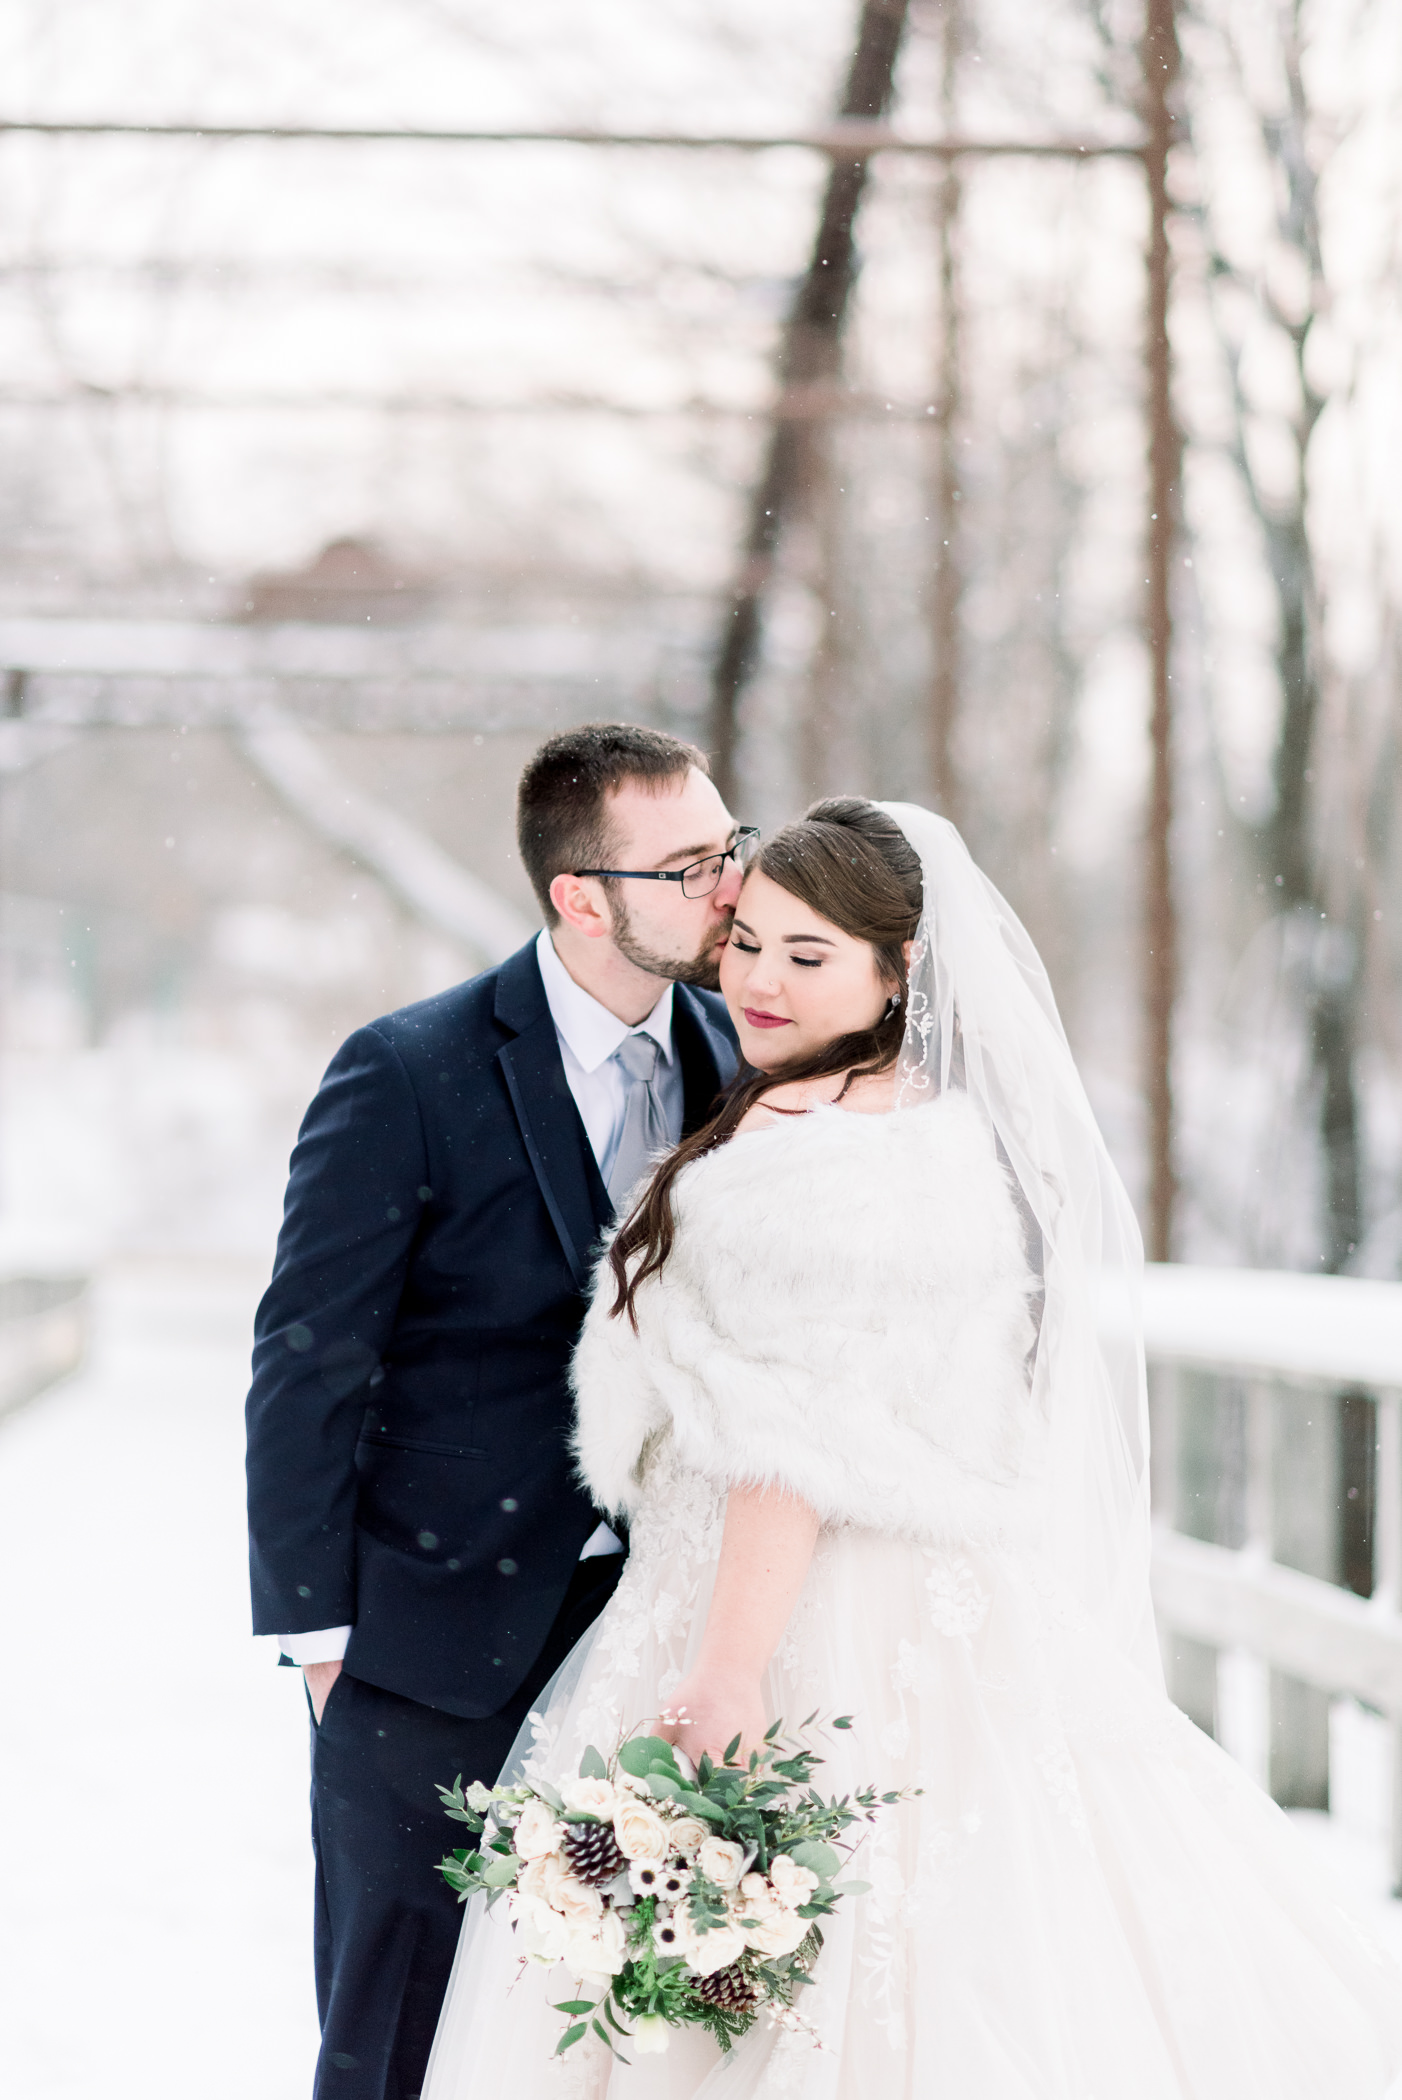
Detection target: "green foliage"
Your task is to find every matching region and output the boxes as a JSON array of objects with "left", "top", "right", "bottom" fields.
[
  {"left": 435, "top": 1715, "right": 920, "bottom": 2059},
  {"left": 434, "top": 1775, "right": 485, "bottom": 1834},
  {"left": 615, "top": 1733, "right": 684, "bottom": 1782}
]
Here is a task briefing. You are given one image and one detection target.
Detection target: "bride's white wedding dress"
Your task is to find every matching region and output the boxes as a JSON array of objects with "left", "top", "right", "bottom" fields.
[{"left": 424, "top": 1099, "right": 1402, "bottom": 2100}]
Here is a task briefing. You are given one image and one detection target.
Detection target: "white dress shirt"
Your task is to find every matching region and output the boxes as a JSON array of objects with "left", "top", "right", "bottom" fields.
[{"left": 279, "top": 932, "right": 680, "bottom": 1665}]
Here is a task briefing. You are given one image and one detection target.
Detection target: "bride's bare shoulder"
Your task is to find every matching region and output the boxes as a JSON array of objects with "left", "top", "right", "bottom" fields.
[
  {"left": 731, "top": 1078, "right": 814, "bottom": 1136},
  {"left": 732, "top": 1067, "right": 898, "bottom": 1136},
  {"left": 836, "top": 1068, "right": 899, "bottom": 1116}
]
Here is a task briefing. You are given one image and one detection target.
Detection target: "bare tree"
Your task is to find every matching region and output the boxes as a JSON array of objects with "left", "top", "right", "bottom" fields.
[
  {"left": 1185, "top": 0, "right": 1369, "bottom": 1270},
  {"left": 707, "top": 0, "right": 913, "bottom": 807},
  {"left": 925, "top": 0, "right": 965, "bottom": 824}
]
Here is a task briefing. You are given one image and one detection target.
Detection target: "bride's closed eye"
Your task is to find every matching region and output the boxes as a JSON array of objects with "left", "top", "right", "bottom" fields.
[{"left": 730, "top": 936, "right": 822, "bottom": 969}]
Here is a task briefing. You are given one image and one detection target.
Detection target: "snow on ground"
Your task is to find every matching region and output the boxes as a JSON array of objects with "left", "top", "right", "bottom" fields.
[
  {"left": 0, "top": 1261, "right": 318, "bottom": 2100},
  {"left": 1, "top": 1260, "right": 1400, "bottom": 2100}
]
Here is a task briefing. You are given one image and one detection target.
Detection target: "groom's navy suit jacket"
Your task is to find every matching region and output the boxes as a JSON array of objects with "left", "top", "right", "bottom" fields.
[{"left": 246, "top": 939, "right": 736, "bottom": 1720}]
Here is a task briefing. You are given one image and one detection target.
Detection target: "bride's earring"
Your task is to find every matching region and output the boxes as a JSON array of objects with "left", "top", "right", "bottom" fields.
[{"left": 887, "top": 993, "right": 902, "bottom": 1015}]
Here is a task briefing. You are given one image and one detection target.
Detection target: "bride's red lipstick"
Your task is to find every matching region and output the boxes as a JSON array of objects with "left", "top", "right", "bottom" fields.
[{"left": 743, "top": 1007, "right": 793, "bottom": 1029}]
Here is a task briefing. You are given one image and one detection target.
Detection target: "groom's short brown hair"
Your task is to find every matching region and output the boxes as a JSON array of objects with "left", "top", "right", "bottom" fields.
[{"left": 517, "top": 721, "right": 711, "bottom": 923}]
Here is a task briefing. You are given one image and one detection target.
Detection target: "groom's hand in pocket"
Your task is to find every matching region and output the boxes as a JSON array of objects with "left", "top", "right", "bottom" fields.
[{"left": 304, "top": 1659, "right": 343, "bottom": 1725}]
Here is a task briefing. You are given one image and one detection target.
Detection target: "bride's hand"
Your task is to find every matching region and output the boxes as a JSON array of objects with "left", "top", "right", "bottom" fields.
[{"left": 654, "top": 1669, "right": 768, "bottom": 1767}]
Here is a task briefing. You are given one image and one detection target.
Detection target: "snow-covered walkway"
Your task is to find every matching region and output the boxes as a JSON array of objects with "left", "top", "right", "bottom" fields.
[
  {"left": 0, "top": 1262, "right": 318, "bottom": 2100},
  {"left": 1, "top": 1262, "right": 1399, "bottom": 2100}
]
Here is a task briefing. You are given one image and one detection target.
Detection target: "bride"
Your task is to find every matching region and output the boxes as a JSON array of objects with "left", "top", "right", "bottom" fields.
[{"left": 425, "top": 798, "right": 1402, "bottom": 2098}]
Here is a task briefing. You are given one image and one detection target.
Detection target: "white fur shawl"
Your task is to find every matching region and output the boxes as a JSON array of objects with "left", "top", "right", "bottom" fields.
[{"left": 570, "top": 1094, "right": 1037, "bottom": 1547}]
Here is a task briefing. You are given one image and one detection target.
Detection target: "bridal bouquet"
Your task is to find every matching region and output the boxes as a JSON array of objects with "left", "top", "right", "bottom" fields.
[{"left": 437, "top": 1718, "right": 912, "bottom": 2061}]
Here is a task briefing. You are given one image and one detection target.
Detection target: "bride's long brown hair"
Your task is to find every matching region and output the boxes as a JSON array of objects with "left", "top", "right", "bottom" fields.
[{"left": 608, "top": 798, "right": 923, "bottom": 1326}]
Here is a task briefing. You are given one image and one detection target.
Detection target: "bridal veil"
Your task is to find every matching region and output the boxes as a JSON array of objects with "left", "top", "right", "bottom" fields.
[{"left": 875, "top": 803, "right": 1159, "bottom": 1684}]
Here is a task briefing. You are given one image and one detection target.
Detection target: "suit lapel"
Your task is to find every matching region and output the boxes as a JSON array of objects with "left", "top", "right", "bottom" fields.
[
  {"left": 494, "top": 945, "right": 611, "bottom": 1292},
  {"left": 492, "top": 949, "right": 738, "bottom": 1287},
  {"left": 673, "top": 986, "right": 737, "bottom": 1137}
]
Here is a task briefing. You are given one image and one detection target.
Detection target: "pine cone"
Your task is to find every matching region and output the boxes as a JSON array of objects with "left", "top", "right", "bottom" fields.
[
  {"left": 692, "top": 1962, "right": 757, "bottom": 2013},
  {"left": 560, "top": 1819, "right": 627, "bottom": 1887}
]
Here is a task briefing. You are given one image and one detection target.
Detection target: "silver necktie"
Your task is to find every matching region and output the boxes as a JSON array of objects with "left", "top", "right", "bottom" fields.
[{"left": 606, "top": 1033, "right": 670, "bottom": 1208}]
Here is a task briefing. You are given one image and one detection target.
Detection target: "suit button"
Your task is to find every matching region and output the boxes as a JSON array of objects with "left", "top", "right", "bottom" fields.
[{"left": 497, "top": 1558, "right": 518, "bottom": 1576}]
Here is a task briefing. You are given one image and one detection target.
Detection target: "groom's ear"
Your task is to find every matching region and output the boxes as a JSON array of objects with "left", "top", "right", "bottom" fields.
[{"left": 550, "top": 871, "right": 614, "bottom": 941}]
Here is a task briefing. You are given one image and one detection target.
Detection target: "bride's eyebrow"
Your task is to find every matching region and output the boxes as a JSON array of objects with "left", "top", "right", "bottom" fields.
[{"left": 731, "top": 917, "right": 835, "bottom": 947}]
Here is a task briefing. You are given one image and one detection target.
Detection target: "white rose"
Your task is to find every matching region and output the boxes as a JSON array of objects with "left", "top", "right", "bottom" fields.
[
  {"left": 512, "top": 1798, "right": 565, "bottom": 1861},
  {"left": 695, "top": 1837, "right": 747, "bottom": 1891},
  {"left": 743, "top": 1907, "right": 810, "bottom": 1957},
  {"left": 510, "top": 1893, "right": 571, "bottom": 1965},
  {"left": 515, "top": 1855, "right": 553, "bottom": 1901},
  {"left": 559, "top": 1777, "right": 618, "bottom": 1819},
  {"left": 596, "top": 1909, "right": 628, "bottom": 1971},
  {"left": 518, "top": 1853, "right": 571, "bottom": 1908},
  {"left": 464, "top": 1781, "right": 494, "bottom": 1813},
  {"left": 665, "top": 1817, "right": 709, "bottom": 1860},
  {"left": 683, "top": 1920, "right": 749, "bottom": 1977},
  {"left": 737, "top": 1871, "right": 777, "bottom": 1916},
  {"left": 564, "top": 1907, "right": 628, "bottom": 1981},
  {"left": 553, "top": 1875, "right": 605, "bottom": 1927},
  {"left": 631, "top": 2013, "right": 671, "bottom": 2055},
  {"left": 613, "top": 1800, "right": 669, "bottom": 1862},
  {"left": 768, "top": 1854, "right": 820, "bottom": 1909}
]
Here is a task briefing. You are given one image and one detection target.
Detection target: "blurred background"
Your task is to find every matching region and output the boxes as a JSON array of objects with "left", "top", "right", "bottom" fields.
[{"left": 1, "top": 2, "right": 1401, "bottom": 2094}]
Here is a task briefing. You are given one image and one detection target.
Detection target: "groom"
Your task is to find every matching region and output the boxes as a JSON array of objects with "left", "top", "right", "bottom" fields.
[{"left": 246, "top": 722, "right": 742, "bottom": 2099}]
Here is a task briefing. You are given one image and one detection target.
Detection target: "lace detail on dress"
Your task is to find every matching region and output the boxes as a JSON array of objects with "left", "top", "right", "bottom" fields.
[
  {"left": 923, "top": 1552, "right": 991, "bottom": 1640},
  {"left": 855, "top": 1816, "right": 911, "bottom": 2049},
  {"left": 527, "top": 1440, "right": 727, "bottom": 1780},
  {"left": 1032, "top": 1733, "right": 1090, "bottom": 1841}
]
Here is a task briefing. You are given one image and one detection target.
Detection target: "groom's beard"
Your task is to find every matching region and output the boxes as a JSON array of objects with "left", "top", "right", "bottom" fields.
[{"left": 611, "top": 898, "right": 733, "bottom": 992}]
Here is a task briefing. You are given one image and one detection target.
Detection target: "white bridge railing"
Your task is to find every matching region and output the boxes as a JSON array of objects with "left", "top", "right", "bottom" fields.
[{"left": 1140, "top": 1264, "right": 1402, "bottom": 1892}]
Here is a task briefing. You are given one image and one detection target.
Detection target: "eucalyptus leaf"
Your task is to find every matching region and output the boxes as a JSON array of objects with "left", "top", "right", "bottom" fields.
[
  {"left": 552, "top": 2000, "right": 595, "bottom": 2017},
  {"left": 646, "top": 1775, "right": 727, "bottom": 1822},
  {"left": 833, "top": 1879, "right": 871, "bottom": 1897},
  {"left": 480, "top": 1852, "right": 520, "bottom": 1887},
  {"left": 556, "top": 2022, "right": 587, "bottom": 2056},
  {"left": 617, "top": 1735, "right": 681, "bottom": 1781},
  {"left": 578, "top": 1745, "right": 609, "bottom": 1781},
  {"left": 787, "top": 1840, "right": 842, "bottom": 1877},
  {"left": 532, "top": 1778, "right": 566, "bottom": 1811}
]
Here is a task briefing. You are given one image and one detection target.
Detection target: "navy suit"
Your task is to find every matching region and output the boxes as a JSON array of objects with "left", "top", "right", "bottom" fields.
[{"left": 246, "top": 940, "right": 735, "bottom": 2098}]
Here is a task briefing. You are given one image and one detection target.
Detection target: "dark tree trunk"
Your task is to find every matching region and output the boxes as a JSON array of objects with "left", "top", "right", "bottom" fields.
[
  {"left": 927, "top": 0, "right": 964, "bottom": 825},
  {"left": 708, "top": 0, "right": 912, "bottom": 806},
  {"left": 1142, "top": 0, "right": 1182, "bottom": 1263},
  {"left": 1197, "top": 10, "right": 1363, "bottom": 1273}
]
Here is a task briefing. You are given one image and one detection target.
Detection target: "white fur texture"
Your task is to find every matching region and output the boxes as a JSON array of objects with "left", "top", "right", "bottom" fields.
[{"left": 570, "top": 1095, "right": 1037, "bottom": 1547}]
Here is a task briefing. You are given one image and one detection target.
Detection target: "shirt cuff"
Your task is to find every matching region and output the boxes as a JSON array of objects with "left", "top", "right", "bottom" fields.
[
  {"left": 279, "top": 1625, "right": 352, "bottom": 1665},
  {"left": 579, "top": 1523, "right": 624, "bottom": 1560}
]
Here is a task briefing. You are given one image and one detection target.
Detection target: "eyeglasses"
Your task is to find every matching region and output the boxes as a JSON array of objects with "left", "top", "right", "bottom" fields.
[{"left": 574, "top": 826, "right": 760, "bottom": 901}]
